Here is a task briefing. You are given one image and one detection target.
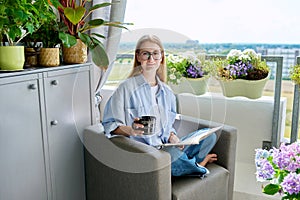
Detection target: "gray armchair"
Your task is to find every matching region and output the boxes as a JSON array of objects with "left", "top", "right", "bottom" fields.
[{"left": 84, "top": 114, "right": 237, "bottom": 200}]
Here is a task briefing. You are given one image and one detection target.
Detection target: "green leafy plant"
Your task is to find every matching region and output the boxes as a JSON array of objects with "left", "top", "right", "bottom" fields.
[
  {"left": 166, "top": 52, "right": 213, "bottom": 85},
  {"left": 56, "top": 0, "right": 131, "bottom": 68},
  {"left": 0, "top": 0, "right": 56, "bottom": 46},
  {"left": 290, "top": 64, "right": 300, "bottom": 85},
  {"left": 216, "top": 49, "right": 270, "bottom": 80},
  {"left": 22, "top": 4, "right": 61, "bottom": 49}
]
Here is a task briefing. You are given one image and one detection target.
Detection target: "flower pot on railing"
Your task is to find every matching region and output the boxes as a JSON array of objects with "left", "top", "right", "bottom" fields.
[
  {"left": 215, "top": 49, "right": 270, "bottom": 99},
  {"left": 218, "top": 76, "right": 269, "bottom": 99},
  {"left": 167, "top": 52, "right": 212, "bottom": 95},
  {"left": 169, "top": 77, "right": 209, "bottom": 95}
]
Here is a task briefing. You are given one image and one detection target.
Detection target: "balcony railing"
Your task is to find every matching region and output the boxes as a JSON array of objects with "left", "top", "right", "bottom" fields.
[
  {"left": 290, "top": 57, "right": 300, "bottom": 143},
  {"left": 206, "top": 55, "right": 284, "bottom": 148}
]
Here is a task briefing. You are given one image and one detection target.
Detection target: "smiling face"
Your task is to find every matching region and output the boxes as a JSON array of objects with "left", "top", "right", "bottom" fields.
[
  {"left": 136, "top": 41, "right": 163, "bottom": 74},
  {"left": 129, "top": 35, "right": 167, "bottom": 82}
]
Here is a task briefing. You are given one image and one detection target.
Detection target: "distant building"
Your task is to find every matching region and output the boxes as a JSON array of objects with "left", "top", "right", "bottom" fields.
[{"left": 185, "top": 40, "right": 199, "bottom": 45}]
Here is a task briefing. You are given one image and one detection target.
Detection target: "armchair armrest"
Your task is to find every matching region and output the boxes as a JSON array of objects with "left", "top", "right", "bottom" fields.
[{"left": 83, "top": 124, "right": 172, "bottom": 200}]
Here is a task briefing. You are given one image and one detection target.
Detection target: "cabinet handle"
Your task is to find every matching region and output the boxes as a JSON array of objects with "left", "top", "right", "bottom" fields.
[
  {"left": 51, "top": 80, "right": 59, "bottom": 86},
  {"left": 50, "top": 120, "right": 58, "bottom": 126},
  {"left": 28, "top": 84, "right": 37, "bottom": 90}
]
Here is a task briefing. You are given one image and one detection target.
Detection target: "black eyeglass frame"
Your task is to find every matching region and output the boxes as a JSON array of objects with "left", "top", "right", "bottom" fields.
[{"left": 137, "top": 50, "right": 163, "bottom": 61}]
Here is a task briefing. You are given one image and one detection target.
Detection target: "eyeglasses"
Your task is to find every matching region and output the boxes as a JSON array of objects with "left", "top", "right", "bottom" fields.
[{"left": 139, "top": 51, "right": 162, "bottom": 61}]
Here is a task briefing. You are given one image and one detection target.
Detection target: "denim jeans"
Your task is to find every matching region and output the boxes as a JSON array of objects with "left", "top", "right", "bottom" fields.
[{"left": 163, "top": 128, "right": 217, "bottom": 176}]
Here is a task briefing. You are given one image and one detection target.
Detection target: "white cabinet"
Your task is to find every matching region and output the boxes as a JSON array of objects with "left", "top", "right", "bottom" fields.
[{"left": 0, "top": 64, "right": 94, "bottom": 200}]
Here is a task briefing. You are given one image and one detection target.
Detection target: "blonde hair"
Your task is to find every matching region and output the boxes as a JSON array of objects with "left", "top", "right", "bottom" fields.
[{"left": 128, "top": 34, "right": 167, "bottom": 82}]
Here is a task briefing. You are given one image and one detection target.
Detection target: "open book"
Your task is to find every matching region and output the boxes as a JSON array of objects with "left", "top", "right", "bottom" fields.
[{"left": 156, "top": 126, "right": 223, "bottom": 147}]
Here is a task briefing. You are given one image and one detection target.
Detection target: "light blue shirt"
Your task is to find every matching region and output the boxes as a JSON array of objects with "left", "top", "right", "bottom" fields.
[{"left": 102, "top": 74, "right": 177, "bottom": 146}]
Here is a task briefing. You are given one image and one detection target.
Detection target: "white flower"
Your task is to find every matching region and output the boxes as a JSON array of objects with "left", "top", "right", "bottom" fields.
[
  {"left": 227, "top": 49, "right": 242, "bottom": 60},
  {"left": 243, "top": 49, "right": 258, "bottom": 60},
  {"left": 239, "top": 54, "right": 251, "bottom": 62},
  {"left": 169, "top": 74, "right": 176, "bottom": 80}
]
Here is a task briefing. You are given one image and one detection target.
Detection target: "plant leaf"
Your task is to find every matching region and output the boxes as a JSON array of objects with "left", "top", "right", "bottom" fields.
[
  {"left": 103, "top": 21, "right": 132, "bottom": 30},
  {"left": 88, "top": 2, "right": 113, "bottom": 12},
  {"left": 78, "top": 32, "right": 92, "bottom": 47},
  {"left": 91, "top": 33, "right": 106, "bottom": 39},
  {"left": 88, "top": 19, "right": 105, "bottom": 26},
  {"left": 262, "top": 184, "right": 280, "bottom": 195},
  {"left": 64, "top": 6, "right": 85, "bottom": 25},
  {"left": 59, "top": 32, "right": 77, "bottom": 47},
  {"left": 91, "top": 45, "right": 109, "bottom": 69}
]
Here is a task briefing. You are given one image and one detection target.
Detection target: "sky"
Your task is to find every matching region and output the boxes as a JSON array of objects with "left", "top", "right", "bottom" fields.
[{"left": 123, "top": 0, "right": 300, "bottom": 44}]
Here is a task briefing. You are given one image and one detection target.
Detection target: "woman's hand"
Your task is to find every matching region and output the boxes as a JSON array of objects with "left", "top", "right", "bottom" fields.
[
  {"left": 112, "top": 118, "right": 144, "bottom": 137},
  {"left": 131, "top": 118, "right": 145, "bottom": 136},
  {"left": 168, "top": 132, "right": 184, "bottom": 150}
]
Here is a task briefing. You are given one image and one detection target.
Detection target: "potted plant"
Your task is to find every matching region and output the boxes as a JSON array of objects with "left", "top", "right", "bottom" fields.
[
  {"left": 37, "top": 11, "right": 61, "bottom": 67},
  {"left": 56, "top": 0, "right": 130, "bottom": 69},
  {"left": 23, "top": 2, "right": 61, "bottom": 67},
  {"left": 166, "top": 52, "right": 211, "bottom": 95},
  {"left": 255, "top": 142, "right": 300, "bottom": 199},
  {"left": 0, "top": 0, "right": 55, "bottom": 70},
  {"left": 290, "top": 64, "right": 300, "bottom": 85},
  {"left": 215, "top": 49, "right": 270, "bottom": 99}
]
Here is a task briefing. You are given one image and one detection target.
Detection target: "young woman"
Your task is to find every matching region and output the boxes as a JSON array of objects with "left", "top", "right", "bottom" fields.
[{"left": 102, "top": 34, "right": 217, "bottom": 176}]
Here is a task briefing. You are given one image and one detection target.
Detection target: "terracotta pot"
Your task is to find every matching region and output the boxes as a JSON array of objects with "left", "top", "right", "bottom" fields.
[
  {"left": 169, "top": 77, "right": 209, "bottom": 95},
  {"left": 218, "top": 76, "right": 269, "bottom": 99},
  {"left": 63, "top": 39, "right": 87, "bottom": 64},
  {"left": 39, "top": 48, "right": 60, "bottom": 67}
]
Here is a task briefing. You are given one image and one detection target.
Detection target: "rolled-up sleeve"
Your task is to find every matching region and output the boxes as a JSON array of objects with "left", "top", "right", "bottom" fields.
[{"left": 102, "top": 86, "right": 127, "bottom": 138}]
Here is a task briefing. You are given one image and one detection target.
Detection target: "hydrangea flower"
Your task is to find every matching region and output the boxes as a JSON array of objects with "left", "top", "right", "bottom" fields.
[
  {"left": 255, "top": 142, "right": 300, "bottom": 199},
  {"left": 281, "top": 172, "right": 300, "bottom": 195}
]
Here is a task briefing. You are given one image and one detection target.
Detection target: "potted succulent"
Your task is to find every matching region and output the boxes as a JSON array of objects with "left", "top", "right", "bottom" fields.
[
  {"left": 0, "top": 0, "right": 55, "bottom": 70},
  {"left": 215, "top": 49, "right": 270, "bottom": 99},
  {"left": 166, "top": 52, "right": 211, "bottom": 95},
  {"left": 56, "top": 0, "right": 130, "bottom": 69}
]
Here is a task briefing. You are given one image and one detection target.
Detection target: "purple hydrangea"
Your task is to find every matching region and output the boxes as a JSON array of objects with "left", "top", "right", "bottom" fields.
[
  {"left": 281, "top": 172, "right": 300, "bottom": 195},
  {"left": 272, "top": 143, "right": 300, "bottom": 172},
  {"left": 256, "top": 159, "right": 275, "bottom": 180},
  {"left": 255, "top": 149, "right": 275, "bottom": 181},
  {"left": 255, "top": 142, "right": 300, "bottom": 198}
]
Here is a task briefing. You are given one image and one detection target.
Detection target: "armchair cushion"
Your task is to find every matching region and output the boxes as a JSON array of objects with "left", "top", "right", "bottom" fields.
[{"left": 172, "top": 164, "right": 229, "bottom": 200}]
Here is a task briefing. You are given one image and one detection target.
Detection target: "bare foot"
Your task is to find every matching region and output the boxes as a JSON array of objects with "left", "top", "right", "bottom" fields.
[{"left": 198, "top": 154, "right": 217, "bottom": 167}]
